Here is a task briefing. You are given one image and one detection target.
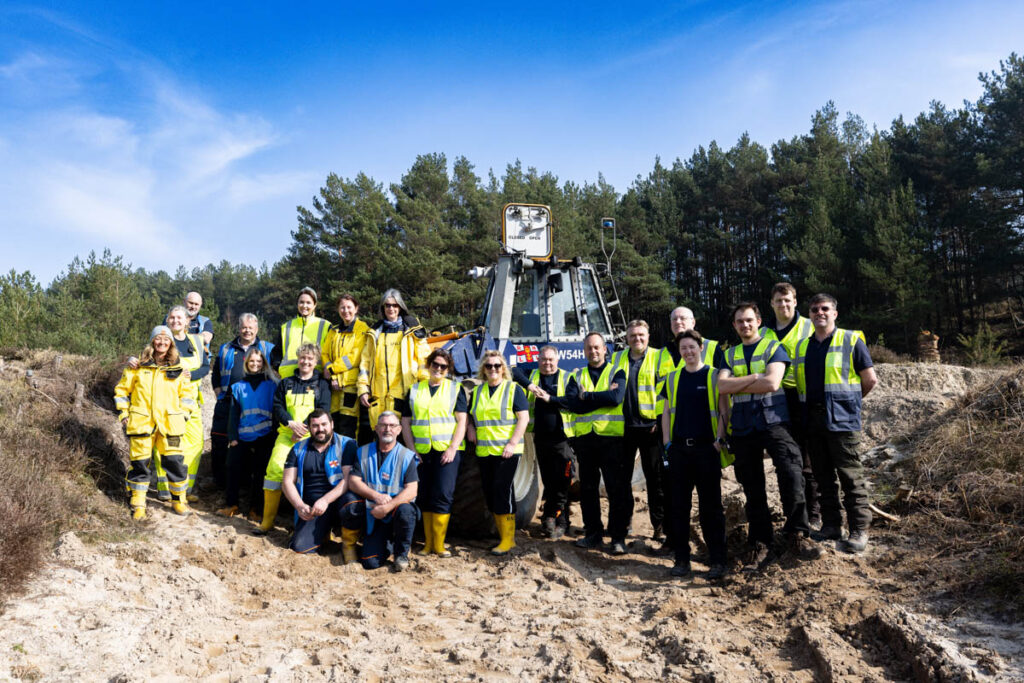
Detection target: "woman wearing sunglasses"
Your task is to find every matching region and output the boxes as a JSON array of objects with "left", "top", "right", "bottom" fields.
[
  {"left": 468, "top": 350, "right": 530, "bottom": 556},
  {"left": 399, "top": 348, "right": 467, "bottom": 558}
]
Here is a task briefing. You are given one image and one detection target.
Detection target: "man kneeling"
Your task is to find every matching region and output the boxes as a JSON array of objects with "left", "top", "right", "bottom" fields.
[
  {"left": 340, "top": 411, "right": 419, "bottom": 571},
  {"left": 281, "top": 409, "right": 357, "bottom": 554}
]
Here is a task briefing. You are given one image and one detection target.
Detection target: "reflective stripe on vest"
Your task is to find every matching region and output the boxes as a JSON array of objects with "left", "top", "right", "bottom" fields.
[
  {"left": 573, "top": 363, "right": 625, "bottom": 437},
  {"left": 217, "top": 339, "right": 274, "bottom": 397},
  {"left": 612, "top": 347, "right": 662, "bottom": 419},
  {"left": 408, "top": 378, "right": 463, "bottom": 454},
  {"left": 760, "top": 316, "right": 813, "bottom": 389},
  {"left": 471, "top": 380, "right": 524, "bottom": 456},
  {"left": 292, "top": 434, "right": 347, "bottom": 500},
  {"left": 279, "top": 317, "right": 329, "bottom": 378},
  {"left": 357, "top": 442, "right": 415, "bottom": 534},
  {"left": 280, "top": 383, "right": 317, "bottom": 435},
  {"left": 527, "top": 369, "right": 575, "bottom": 439},
  {"left": 793, "top": 328, "right": 865, "bottom": 431},
  {"left": 177, "top": 333, "right": 206, "bottom": 406},
  {"left": 725, "top": 337, "right": 788, "bottom": 427},
  {"left": 666, "top": 366, "right": 735, "bottom": 468}
]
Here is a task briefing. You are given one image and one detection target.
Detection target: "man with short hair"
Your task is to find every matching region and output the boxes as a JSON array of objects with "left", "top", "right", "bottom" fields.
[
  {"left": 524, "top": 345, "right": 576, "bottom": 539},
  {"left": 340, "top": 411, "right": 419, "bottom": 571},
  {"left": 657, "top": 307, "right": 725, "bottom": 370},
  {"left": 793, "top": 294, "right": 877, "bottom": 553},
  {"left": 569, "top": 332, "right": 629, "bottom": 554},
  {"left": 183, "top": 292, "right": 214, "bottom": 350},
  {"left": 718, "top": 302, "right": 815, "bottom": 570},
  {"left": 281, "top": 410, "right": 357, "bottom": 554},
  {"left": 613, "top": 320, "right": 670, "bottom": 546},
  {"left": 210, "top": 314, "right": 275, "bottom": 494}
]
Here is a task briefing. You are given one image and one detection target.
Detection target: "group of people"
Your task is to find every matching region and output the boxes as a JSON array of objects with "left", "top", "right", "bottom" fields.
[{"left": 114, "top": 281, "right": 876, "bottom": 578}]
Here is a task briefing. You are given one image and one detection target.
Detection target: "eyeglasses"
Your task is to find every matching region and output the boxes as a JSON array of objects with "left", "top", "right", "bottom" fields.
[
  {"left": 483, "top": 363, "right": 503, "bottom": 370},
  {"left": 384, "top": 303, "right": 400, "bottom": 309},
  {"left": 431, "top": 361, "right": 449, "bottom": 370},
  {"left": 810, "top": 306, "right": 833, "bottom": 313},
  {"left": 377, "top": 422, "right": 401, "bottom": 430}
]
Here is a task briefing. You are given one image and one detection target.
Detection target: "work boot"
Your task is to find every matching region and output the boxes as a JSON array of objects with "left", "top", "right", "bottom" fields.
[
  {"left": 418, "top": 512, "right": 435, "bottom": 556},
  {"left": 171, "top": 491, "right": 190, "bottom": 516},
  {"left": 256, "top": 490, "right": 281, "bottom": 534},
  {"left": 217, "top": 505, "right": 239, "bottom": 517},
  {"left": 607, "top": 539, "right": 628, "bottom": 556},
  {"left": 707, "top": 564, "right": 728, "bottom": 581},
  {"left": 785, "top": 533, "right": 823, "bottom": 560},
  {"left": 815, "top": 525, "right": 843, "bottom": 541},
  {"left": 341, "top": 528, "right": 360, "bottom": 565},
  {"left": 541, "top": 516, "right": 556, "bottom": 538},
  {"left": 844, "top": 530, "right": 869, "bottom": 553},
  {"left": 491, "top": 514, "right": 517, "bottom": 556},
  {"left": 652, "top": 525, "right": 666, "bottom": 543},
  {"left": 432, "top": 513, "right": 452, "bottom": 558},
  {"left": 549, "top": 525, "right": 566, "bottom": 540},
  {"left": 574, "top": 532, "right": 602, "bottom": 550},
  {"left": 669, "top": 561, "right": 691, "bottom": 578},
  {"left": 187, "top": 493, "right": 199, "bottom": 504},
  {"left": 742, "top": 542, "right": 771, "bottom": 572},
  {"left": 393, "top": 554, "right": 410, "bottom": 572},
  {"left": 247, "top": 509, "right": 261, "bottom": 523}
]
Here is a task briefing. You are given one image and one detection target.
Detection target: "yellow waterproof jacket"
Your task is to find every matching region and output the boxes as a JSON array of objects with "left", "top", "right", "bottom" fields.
[
  {"left": 357, "top": 321, "right": 430, "bottom": 425},
  {"left": 323, "top": 318, "right": 370, "bottom": 415},
  {"left": 114, "top": 362, "right": 197, "bottom": 437}
]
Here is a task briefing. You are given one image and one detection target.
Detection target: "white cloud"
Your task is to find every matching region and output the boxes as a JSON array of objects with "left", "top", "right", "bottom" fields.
[{"left": 226, "top": 170, "right": 321, "bottom": 206}]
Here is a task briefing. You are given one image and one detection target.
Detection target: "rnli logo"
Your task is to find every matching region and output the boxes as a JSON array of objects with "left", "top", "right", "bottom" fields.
[
  {"left": 381, "top": 472, "right": 391, "bottom": 482},
  {"left": 328, "top": 459, "right": 339, "bottom": 468},
  {"left": 515, "top": 344, "right": 539, "bottom": 363}
]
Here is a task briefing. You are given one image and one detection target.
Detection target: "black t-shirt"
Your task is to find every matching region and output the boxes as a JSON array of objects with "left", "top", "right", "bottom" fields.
[
  {"left": 773, "top": 316, "right": 798, "bottom": 340},
  {"left": 478, "top": 382, "right": 530, "bottom": 412},
  {"left": 803, "top": 333, "right": 873, "bottom": 405},
  {"left": 665, "top": 343, "right": 726, "bottom": 370},
  {"left": 396, "top": 383, "right": 468, "bottom": 417},
  {"left": 623, "top": 354, "right": 655, "bottom": 428},
  {"left": 668, "top": 366, "right": 714, "bottom": 442},
  {"left": 285, "top": 443, "right": 329, "bottom": 501}
]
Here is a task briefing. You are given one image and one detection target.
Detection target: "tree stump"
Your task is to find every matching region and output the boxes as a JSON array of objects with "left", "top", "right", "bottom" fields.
[{"left": 917, "top": 330, "right": 941, "bottom": 363}]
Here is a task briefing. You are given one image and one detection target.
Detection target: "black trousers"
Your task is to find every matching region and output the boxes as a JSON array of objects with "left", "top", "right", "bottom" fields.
[
  {"left": 210, "top": 399, "right": 232, "bottom": 489},
  {"left": 731, "top": 424, "right": 809, "bottom": 545},
  {"left": 576, "top": 432, "right": 632, "bottom": 541},
  {"left": 477, "top": 454, "right": 521, "bottom": 515},
  {"left": 535, "top": 432, "right": 573, "bottom": 527},
  {"left": 785, "top": 388, "right": 820, "bottom": 520},
  {"left": 417, "top": 448, "right": 463, "bottom": 514},
  {"left": 225, "top": 432, "right": 274, "bottom": 510},
  {"left": 667, "top": 442, "right": 726, "bottom": 565},
  {"left": 333, "top": 407, "right": 373, "bottom": 446},
  {"left": 624, "top": 425, "right": 667, "bottom": 533},
  {"left": 805, "top": 405, "right": 872, "bottom": 533}
]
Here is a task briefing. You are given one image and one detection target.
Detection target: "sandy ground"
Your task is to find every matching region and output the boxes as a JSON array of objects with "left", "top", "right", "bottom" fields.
[{"left": 1, "top": 364, "right": 1022, "bottom": 682}]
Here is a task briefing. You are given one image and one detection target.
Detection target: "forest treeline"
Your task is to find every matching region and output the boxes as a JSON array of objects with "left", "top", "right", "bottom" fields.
[{"left": 1, "top": 54, "right": 1021, "bottom": 358}]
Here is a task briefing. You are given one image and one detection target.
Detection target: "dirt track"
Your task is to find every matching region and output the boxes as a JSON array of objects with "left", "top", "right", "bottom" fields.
[{"left": 1, "top": 363, "right": 1022, "bottom": 681}]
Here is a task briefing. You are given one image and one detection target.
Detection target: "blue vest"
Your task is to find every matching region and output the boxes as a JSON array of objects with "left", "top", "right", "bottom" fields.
[
  {"left": 357, "top": 441, "right": 416, "bottom": 534},
  {"left": 292, "top": 434, "right": 352, "bottom": 521},
  {"left": 217, "top": 339, "right": 275, "bottom": 398},
  {"left": 230, "top": 378, "right": 277, "bottom": 441}
]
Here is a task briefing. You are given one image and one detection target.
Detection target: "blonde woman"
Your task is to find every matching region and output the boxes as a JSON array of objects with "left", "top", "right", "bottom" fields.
[{"left": 468, "top": 350, "right": 529, "bottom": 555}]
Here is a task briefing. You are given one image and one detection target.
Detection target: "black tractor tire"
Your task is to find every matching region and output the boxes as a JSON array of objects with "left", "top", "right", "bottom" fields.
[{"left": 448, "top": 436, "right": 541, "bottom": 538}]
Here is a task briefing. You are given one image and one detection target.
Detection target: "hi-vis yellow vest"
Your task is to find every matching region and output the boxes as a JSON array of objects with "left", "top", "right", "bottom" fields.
[
  {"left": 279, "top": 316, "right": 329, "bottom": 378},
  {"left": 760, "top": 316, "right": 814, "bottom": 389},
  {"left": 725, "top": 337, "right": 789, "bottom": 429},
  {"left": 611, "top": 347, "right": 662, "bottom": 420},
  {"left": 408, "top": 378, "right": 464, "bottom": 454},
  {"left": 573, "top": 364, "right": 625, "bottom": 437},
  {"left": 793, "top": 328, "right": 867, "bottom": 432},
  {"left": 527, "top": 369, "right": 575, "bottom": 439},
  {"left": 471, "top": 380, "right": 524, "bottom": 457},
  {"left": 177, "top": 333, "right": 207, "bottom": 406},
  {"left": 664, "top": 366, "right": 734, "bottom": 468}
]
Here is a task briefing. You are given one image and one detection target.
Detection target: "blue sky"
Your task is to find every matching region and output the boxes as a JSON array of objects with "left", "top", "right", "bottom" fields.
[{"left": 2, "top": 1, "right": 1022, "bottom": 285}]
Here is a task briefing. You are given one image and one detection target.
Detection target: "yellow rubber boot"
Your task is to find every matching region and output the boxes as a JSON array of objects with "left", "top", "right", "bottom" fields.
[
  {"left": 130, "top": 491, "right": 147, "bottom": 521},
  {"left": 171, "top": 491, "right": 190, "bottom": 516},
  {"left": 490, "top": 513, "right": 516, "bottom": 556},
  {"left": 258, "top": 490, "right": 282, "bottom": 533},
  {"left": 433, "top": 513, "right": 452, "bottom": 558},
  {"left": 341, "top": 527, "right": 360, "bottom": 565},
  {"left": 418, "top": 512, "right": 435, "bottom": 556}
]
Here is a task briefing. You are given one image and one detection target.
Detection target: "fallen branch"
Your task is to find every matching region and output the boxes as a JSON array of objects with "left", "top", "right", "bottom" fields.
[
  {"left": 29, "top": 385, "right": 61, "bottom": 407},
  {"left": 869, "top": 503, "right": 901, "bottom": 523}
]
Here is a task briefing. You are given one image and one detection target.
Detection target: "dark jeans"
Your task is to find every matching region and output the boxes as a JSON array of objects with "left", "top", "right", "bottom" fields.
[
  {"left": 667, "top": 442, "right": 726, "bottom": 566},
  {"left": 535, "top": 432, "right": 574, "bottom": 528},
  {"left": 477, "top": 454, "right": 521, "bottom": 515},
  {"left": 225, "top": 432, "right": 274, "bottom": 510},
  {"left": 417, "top": 448, "right": 463, "bottom": 514},
  {"left": 340, "top": 499, "right": 418, "bottom": 569},
  {"left": 210, "top": 399, "right": 232, "bottom": 489},
  {"left": 805, "top": 405, "right": 871, "bottom": 533},
  {"left": 576, "top": 432, "right": 632, "bottom": 541},
  {"left": 333, "top": 407, "right": 373, "bottom": 446},
  {"left": 624, "top": 425, "right": 666, "bottom": 533},
  {"left": 785, "top": 388, "right": 820, "bottom": 521},
  {"left": 731, "top": 424, "right": 809, "bottom": 545},
  {"left": 289, "top": 496, "right": 343, "bottom": 554}
]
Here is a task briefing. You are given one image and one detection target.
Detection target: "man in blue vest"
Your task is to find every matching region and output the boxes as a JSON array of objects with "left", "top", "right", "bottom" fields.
[
  {"left": 795, "top": 294, "right": 877, "bottom": 553},
  {"left": 340, "top": 410, "right": 419, "bottom": 571},
  {"left": 210, "top": 314, "right": 275, "bottom": 494},
  {"left": 281, "top": 410, "right": 357, "bottom": 554},
  {"left": 718, "top": 302, "right": 817, "bottom": 571}
]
